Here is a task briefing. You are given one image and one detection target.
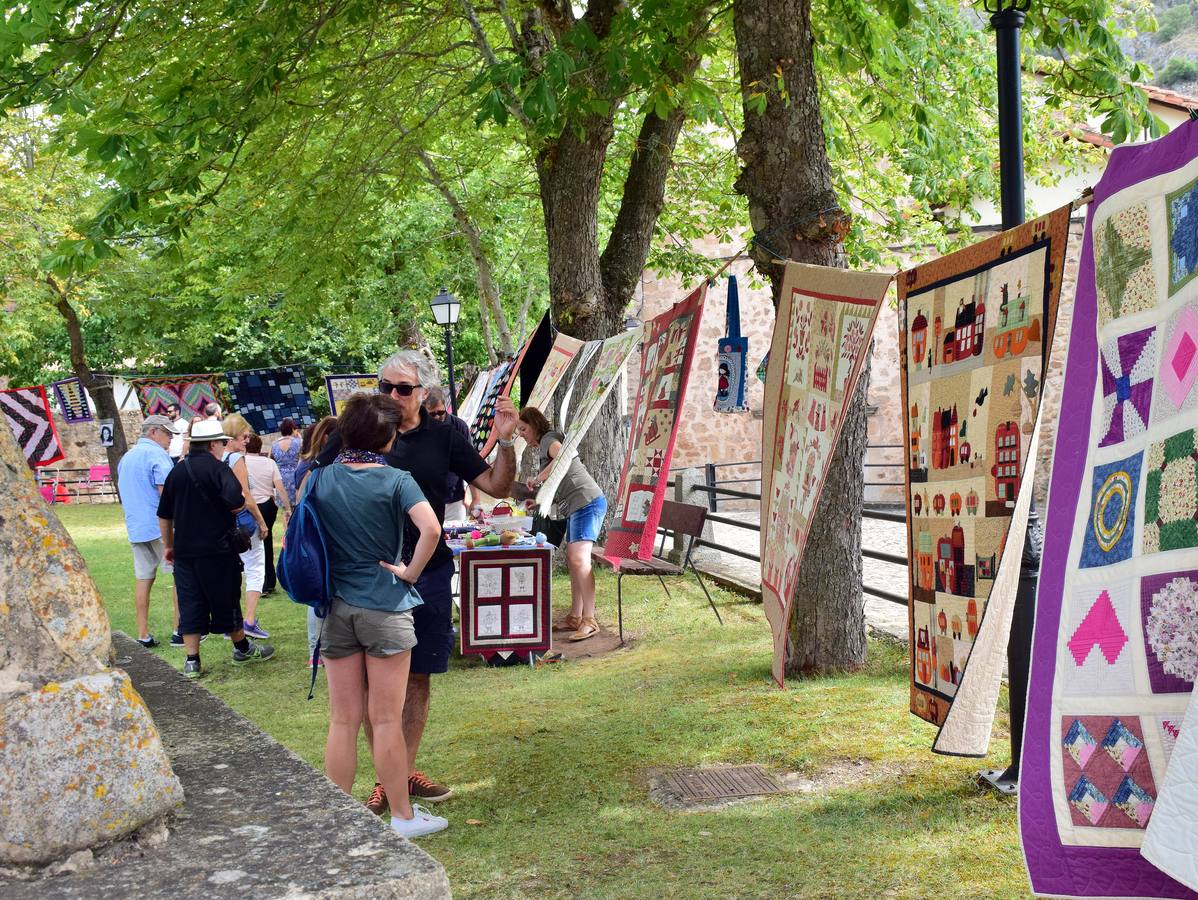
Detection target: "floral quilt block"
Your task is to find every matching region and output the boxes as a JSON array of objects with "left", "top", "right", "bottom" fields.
[{"left": 1143, "top": 427, "right": 1198, "bottom": 555}]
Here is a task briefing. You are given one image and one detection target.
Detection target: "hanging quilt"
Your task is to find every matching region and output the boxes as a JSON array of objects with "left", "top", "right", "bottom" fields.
[
  {"left": 537, "top": 328, "right": 643, "bottom": 514},
  {"left": 901, "top": 204, "right": 1069, "bottom": 755},
  {"left": 130, "top": 374, "right": 222, "bottom": 420},
  {"left": 469, "top": 360, "right": 515, "bottom": 449},
  {"left": 1020, "top": 121, "right": 1198, "bottom": 899},
  {"left": 518, "top": 313, "right": 555, "bottom": 405},
  {"left": 224, "top": 365, "right": 316, "bottom": 434},
  {"left": 603, "top": 284, "right": 707, "bottom": 561},
  {"left": 324, "top": 374, "right": 379, "bottom": 416},
  {"left": 524, "top": 329, "right": 586, "bottom": 414},
  {"left": 51, "top": 377, "right": 92, "bottom": 423},
  {"left": 455, "top": 369, "right": 490, "bottom": 426},
  {"left": 1, "top": 386, "right": 65, "bottom": 467},
  {"left": 715, "top": 275, "right": 749, "bottom": 412},
  {"left": 760, "top": 263, "right": 891, "bottom": 687}
]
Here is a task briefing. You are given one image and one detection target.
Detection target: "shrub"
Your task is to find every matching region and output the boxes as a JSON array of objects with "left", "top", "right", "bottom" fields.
[
  {"left": 1157, "top": 4, "right": 1194, "bottom": 43},
  {"left": 1161, "top": 55, "right": 1198, "bottom": 86}
]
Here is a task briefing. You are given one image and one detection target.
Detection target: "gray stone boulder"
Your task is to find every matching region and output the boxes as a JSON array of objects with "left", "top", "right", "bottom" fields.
[{"left": 0, "top": 421, "right": 182, "bottom": 865}]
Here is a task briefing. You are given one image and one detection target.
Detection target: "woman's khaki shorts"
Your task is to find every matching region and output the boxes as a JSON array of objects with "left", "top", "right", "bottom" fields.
[{"left": 320, "top": 601, "right": 417, "bottom": 659}]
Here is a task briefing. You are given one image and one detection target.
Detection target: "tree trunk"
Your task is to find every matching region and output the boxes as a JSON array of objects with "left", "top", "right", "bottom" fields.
[
  {"left": 49, "top": 279, "right": 129, "bottom": 484},
  {"left": 733, "top": 0, "right": 867, "bottom": 675}
]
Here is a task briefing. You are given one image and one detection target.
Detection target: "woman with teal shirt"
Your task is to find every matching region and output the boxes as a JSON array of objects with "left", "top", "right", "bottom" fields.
[{"left": 305, "top": 392, "right": 447, "bottom": 839}]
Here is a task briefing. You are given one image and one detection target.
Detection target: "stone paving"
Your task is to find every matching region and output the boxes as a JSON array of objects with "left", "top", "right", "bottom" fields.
[{"left": 695, "top": 507, "right": 911, "bottom": 643}]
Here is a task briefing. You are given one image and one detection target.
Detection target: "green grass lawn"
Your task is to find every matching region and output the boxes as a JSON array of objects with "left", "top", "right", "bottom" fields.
[{"left": 62, "top": 503, "right": 1027, "bottom": 898}]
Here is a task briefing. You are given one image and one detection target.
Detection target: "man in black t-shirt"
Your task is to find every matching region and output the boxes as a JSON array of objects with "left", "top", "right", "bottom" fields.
[
  {"left": 318, "top": 349, "right": 516, "bottom": 814},
  {"left": 158, "top": 419, "right": 276, "bottom": 678}
]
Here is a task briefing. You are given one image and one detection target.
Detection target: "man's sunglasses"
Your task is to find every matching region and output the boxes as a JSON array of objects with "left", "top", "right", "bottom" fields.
[
  {"left": 428, "top": 409, "right": 447, "bottom": 419},
  {"left": 379, "top": 380, "right": 420, "bottom": 397}
]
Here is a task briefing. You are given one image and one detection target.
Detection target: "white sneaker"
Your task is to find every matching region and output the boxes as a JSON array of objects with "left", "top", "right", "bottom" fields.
[{"left": 390, "top": 804, "right": 448, "bottom": 838}]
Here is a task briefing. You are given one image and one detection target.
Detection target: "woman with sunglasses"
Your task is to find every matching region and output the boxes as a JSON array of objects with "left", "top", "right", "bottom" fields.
[
  {"left": 516, "top": 406, "right": 607, "bottom": 641},
  {"left": 308, "top": 392, "right": 446, "bottom": 838},
  {"left": 221, "top": 413, "right": 271, "bottom": 641}
]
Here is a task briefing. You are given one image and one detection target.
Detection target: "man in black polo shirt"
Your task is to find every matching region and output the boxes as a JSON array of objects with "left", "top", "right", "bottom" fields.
[
  {"left": 158, "top": 419, "right": 276, "bottom": 678},
  {"left": 318, "top": 349, "right": 516, "bottom": 814}
]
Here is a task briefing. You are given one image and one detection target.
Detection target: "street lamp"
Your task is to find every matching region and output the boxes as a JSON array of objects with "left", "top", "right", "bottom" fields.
[{"left": 429, "top": 286, "right": 462, "bottom": 413}]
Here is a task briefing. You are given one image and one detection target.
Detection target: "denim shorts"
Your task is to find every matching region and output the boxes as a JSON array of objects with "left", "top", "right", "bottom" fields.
[{"left": 566, "top": 495, "right": 608, "bottom": 544}]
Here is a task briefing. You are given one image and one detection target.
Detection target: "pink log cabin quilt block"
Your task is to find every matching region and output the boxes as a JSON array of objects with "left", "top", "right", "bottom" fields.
[
  {"left": 758, "top": 263, "right": 891, "bottom": 688},
  {"left": 1020, "top": 120, "right": 1198, "bottom": 899}
]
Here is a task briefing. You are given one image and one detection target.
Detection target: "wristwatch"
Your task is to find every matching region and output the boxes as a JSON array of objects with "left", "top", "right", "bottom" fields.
[{"left": 497, "top": 436, "right": 516, "bottom": 448}]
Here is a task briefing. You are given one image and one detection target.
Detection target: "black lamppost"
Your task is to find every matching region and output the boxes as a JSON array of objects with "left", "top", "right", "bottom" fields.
[
  {"left": 429, "top": 287, "right": 462, "bottom": 413},
  {"left": 979, "top": 0, "right": 1036, "bottom": 797}
]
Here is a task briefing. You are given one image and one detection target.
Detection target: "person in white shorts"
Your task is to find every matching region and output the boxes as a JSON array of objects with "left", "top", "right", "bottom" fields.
[{"left": 116, "top": 415, "right": 180, "bottom": 647}]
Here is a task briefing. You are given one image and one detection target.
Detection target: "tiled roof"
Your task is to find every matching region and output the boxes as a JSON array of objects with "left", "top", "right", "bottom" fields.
[{"left": 1136, "top": 82, "right": 1198, "bottom": 112}]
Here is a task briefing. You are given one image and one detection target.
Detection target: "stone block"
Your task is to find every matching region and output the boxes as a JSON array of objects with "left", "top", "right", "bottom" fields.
[{"left": 0, "top": 669, "right": 183, "bottom": 864}]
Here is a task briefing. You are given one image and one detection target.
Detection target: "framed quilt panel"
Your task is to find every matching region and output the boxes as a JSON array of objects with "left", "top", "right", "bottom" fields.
[
  {"left": 536, "top": 327, "right": 642, "bottom": 514},
  {"left": 1, "top": 386, "right": 65, "bottom": 467},
  {"left": 459, "top": 547, "right": 552, "bottom": 657},
  {"left": 1020, "top": 121, "right": 1198, "bottom": 899},
  {"left": 325, "top": 374, "right": 379, "bottom": 416},
  {"left": 524, "top": 330, "right": 585, "bottom": 413},
  {"left": 224, "top": 365, "right": 316, "bottom": 434},
  {"left": 130, "top": 374, "right": 222, "bottom": 420},
  {"left": 51, "top": 377, "right": 92, "bottom": 423},
  {"left": 759, "top": 263, "right": 891, "bottom": 687},
  {"left": 901, "top": 204, "right": 1069, "bottom": 756},
  {"left": 604, "top": 284, "right": 707, "bottom": 561}
]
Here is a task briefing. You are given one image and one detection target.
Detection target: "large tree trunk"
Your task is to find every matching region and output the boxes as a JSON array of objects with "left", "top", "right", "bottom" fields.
[
  {"left": 49, "top": 279, "right": 129, "bottom": 484},
  {"left": 733, "top": 0, "right": 867, "bottom": 675}
]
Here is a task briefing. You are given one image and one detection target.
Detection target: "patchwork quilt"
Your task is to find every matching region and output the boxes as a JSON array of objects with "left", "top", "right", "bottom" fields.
[
  {"left": 1, "top": 386, "right": 64, "bottom": 467},
  {"left": 605, "top": 284, "right": 707, "bottom": 561},
  {"left": 901, "top": 204, "right": 1069, "bottom": 755},
  {"left": 224, "top": 366, "right": 315, "bottom": 434},
  {"left": 51, "top": 377, "right": 91, "bottom": 423},
  {"left": 537, "top": 327, "right": 643, "bottom": 514},
  {"left": 324, "top": 374, "right": 379, "bottom": 416},
  {"left": 1020, "top": 121, "right": 1198, "bottom": 899},
  {"left": 524, "top": 329, "right": 585, "bottom": 414},
  {"left": 468, "top": 360, "right": 516, "bottom": 451},
  {"left": 760, "top": 263, "right": 890, "bottom": 687},
  {"left": 455, "top": 369, "right": 490, "bottom": 426},
  {"left": 130, "top": 374, "right": 222, "bottom": 420}
]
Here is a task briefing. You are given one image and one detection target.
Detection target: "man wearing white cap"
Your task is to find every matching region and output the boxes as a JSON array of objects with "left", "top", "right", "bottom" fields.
[
  {"left": 157, "top": 418, "right": 275, "bottom": 678},
  {"left": 116, "top": 414, "right": 178, "bottom": 648}
]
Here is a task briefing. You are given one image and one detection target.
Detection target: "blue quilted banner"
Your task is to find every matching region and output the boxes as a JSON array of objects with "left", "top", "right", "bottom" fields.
[{"left": 225, "top": 365, "right": 316, "bottom": 434}]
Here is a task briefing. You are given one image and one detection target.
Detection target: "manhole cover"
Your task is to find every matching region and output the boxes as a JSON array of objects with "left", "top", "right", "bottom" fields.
[{"left": 659, "top": 765, "right": 784, "bottom": 801}]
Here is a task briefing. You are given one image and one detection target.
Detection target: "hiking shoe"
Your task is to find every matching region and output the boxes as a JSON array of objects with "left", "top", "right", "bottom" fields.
[
  {"left": 390, "top": 804, "right": 448, "bottom": 839},
  {"left": 367, "top": 783, "right": 388, "bottom": 814},
  {"left": 232, "top": 641, "right": 276, "bottom": 664},
  {"left": 243, "top": 620, "right": 270, "bottom": 640},
  {"left": 136, "top": 634, "right": 159, "bottom": 649},
  {"left": 183, "top": 659, "right": 203, "bottom": 679},
  {"left": 408, "top": 771, "right": 453, "bottom": 803}
]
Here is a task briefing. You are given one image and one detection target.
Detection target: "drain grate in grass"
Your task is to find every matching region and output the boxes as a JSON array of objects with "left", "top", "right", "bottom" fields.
[{"left": 659, "top": 765, "right": 784, "bottom": 801}]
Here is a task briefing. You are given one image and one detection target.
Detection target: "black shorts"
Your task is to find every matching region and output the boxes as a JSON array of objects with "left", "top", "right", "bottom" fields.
[
  {"left": 410, "top": 560, "right": 455, "bottom": 675},
  {"left": 175, "top": 553, "right": 244, "bottom": 635}
]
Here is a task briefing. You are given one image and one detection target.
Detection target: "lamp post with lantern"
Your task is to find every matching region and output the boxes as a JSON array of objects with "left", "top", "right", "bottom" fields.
[{"left": 429, "top": 286, "right": 462, "bottom": 413}]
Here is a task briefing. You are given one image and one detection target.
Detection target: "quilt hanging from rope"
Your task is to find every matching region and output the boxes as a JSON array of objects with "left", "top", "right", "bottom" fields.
[
  {"left": 130, "top": 374, "right": 222, "bottom": 419},
  {"left": 224, "top": 366, "right": 315, "bottom": 434},
  {"left": 604, "top": 283, "right": 707, "bottom": 561},
  {"left": 759, "top": 263, "right": 890, "bottom": 688},
  {"left": 536, "top": 327, "right": 643, "bottom": 514},
  {"left": 325, "top": 374, "right": 379, "bottom": 416},
  {"left": 52, "top": 377, "right": 92, "bottom": 423},
  {"left": 1020, "top": 120, "right": 1198, "bottom": 899},
  {"left": 524, "top": 328, "right": 586, "bottom": 414},
  {"left": 1, "top": 385, "right": 64, "bottom": 467},
  {"left": 901, "top": 204, "right": 1068, "bottom": 756}
]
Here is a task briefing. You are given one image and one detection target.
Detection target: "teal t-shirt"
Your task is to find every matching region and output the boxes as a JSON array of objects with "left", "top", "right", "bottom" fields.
[{"left": 308, "top": 465, "right": 428, "bottom": 613}]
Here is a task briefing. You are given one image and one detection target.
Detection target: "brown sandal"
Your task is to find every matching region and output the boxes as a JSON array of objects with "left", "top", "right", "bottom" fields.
[
  {"left": 567, "top": 617, "right": 600, "bottom": 642},
  {"left": 553, "top": 613, "right": 582, "bottom": 632}
]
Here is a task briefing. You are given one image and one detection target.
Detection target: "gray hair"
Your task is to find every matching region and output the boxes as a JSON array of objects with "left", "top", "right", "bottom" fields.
[
  {"left": 379, "top": 349, "right": 439, "bottom": 387},
  {"left": 424, "top": 385, "right": 448, "bottom": 408},
  {"left": 204, "top": 402, "right": 221, "bottom": 418}
]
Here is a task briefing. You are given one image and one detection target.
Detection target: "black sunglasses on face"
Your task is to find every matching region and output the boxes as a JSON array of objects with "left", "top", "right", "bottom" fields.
[
  {"left": 428, "top": 409, "right": 447, "bottom": 419},
  {"left": 379, "top": 380, "right": 420, "bottom": 397}
]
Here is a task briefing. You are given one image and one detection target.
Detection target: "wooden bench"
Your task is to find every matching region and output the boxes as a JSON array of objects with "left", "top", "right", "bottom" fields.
[{"left": 592, "top": 499, "right": 722, "bottom": 643}]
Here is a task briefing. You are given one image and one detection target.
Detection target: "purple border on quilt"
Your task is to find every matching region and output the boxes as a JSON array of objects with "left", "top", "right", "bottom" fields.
[{"left": 1020, "top": 119, "right": 1198, "bottom": 899}]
